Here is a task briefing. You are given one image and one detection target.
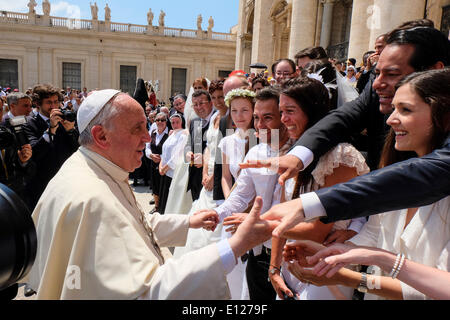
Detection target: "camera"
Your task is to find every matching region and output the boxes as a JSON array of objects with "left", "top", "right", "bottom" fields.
[
  {"left": 8, "top": 116, "right": 29, "bottom": 147},
  {"left": 0, "top": 183, "right": 37, "bottom": 291},
  {"left": 59, "top": 108, "right": 76, "bottom": 122}
]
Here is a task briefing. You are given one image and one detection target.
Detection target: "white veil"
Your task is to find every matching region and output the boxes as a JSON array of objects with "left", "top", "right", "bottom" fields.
[
  {"left": 335, "top": 70, "right": 359, "bottom": 107},
  {"left": 182, "top": 78, "right": 212, "bottom": 127}
]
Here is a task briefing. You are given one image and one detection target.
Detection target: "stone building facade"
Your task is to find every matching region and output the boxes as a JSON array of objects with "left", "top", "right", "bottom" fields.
[
  {"left": 0, "top": 2, "right": 236, "bottom": 103},
  {"left": 235, "top": 0, "right": 450, "bottom": 72}
]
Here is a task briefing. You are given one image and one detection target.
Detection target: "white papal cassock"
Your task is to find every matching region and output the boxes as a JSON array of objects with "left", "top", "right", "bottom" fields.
[{"left": 27, "top": 146, "right": 232, "bottom": 300}]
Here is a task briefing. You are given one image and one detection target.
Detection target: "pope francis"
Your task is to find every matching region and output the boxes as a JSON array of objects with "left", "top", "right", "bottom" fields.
[{"left": 27, "top": 90, "right": 273, "bottom": 299}]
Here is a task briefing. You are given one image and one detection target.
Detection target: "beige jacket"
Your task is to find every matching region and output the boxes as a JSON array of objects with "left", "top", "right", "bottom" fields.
[{"left": 28, "top": 147, "right": 230, "bottom": 300}]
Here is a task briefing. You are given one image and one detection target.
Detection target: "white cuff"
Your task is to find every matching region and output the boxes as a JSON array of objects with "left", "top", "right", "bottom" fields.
[
  {"left": 300, "top": 192, "right": 327, "bottom": 221},
  {"left": 348, "top": 217, "right": 367, "bottom": 233},
  {"left": 288, "top": 146, "right": 314, "bottom": 170},
  {"left": 43, "top": 132, "right": 51, "bottom": 143},
  {"left": 217, "top": 239, "right": 237, "bottom": 274}
]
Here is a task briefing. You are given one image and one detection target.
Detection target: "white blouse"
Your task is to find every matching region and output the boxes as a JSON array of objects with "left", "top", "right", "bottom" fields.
[
  {"left": 350, "top": 196, "right": 450, "bottom": 300},
  {"left": 218, "top": 130, "right": 247, "bottom": 181}
]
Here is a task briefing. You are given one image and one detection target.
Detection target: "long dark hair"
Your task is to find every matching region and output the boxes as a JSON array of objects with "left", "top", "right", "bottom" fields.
[
  {"left": 379, "top": 68, "right": 450, "bottom": 168},
  {"left": 279, "top": 77, "right": 331, "bottom": 194}
]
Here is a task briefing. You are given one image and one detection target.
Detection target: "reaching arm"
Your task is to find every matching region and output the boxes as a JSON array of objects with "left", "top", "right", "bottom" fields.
[{"left": 318, "top": 136, "right": 450, "bottom": 223}]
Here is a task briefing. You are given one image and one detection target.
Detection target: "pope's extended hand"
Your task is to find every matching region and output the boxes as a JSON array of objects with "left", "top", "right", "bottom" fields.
[
  {"left": 189, "top": 210, "right": 219, "bottom": 231},
  {"left": 228, "top": 197, "right": 276, "bottom": 259}
]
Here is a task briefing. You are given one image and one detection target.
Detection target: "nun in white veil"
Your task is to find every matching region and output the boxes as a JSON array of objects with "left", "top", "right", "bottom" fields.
[{"left": 164, "top": 78, "right": 212, "bottom": 216}]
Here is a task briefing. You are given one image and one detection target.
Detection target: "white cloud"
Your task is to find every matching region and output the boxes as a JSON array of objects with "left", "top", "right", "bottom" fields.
[
  {"left": 0, "top": 0, "right": 30, "bottom": 13},
  {"left": 52, "top": 1, "right": 81, "bottom": 20}
]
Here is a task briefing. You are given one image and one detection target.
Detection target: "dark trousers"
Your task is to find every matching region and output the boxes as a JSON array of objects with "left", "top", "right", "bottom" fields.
[
  {"left": 246, "top": 247, "right": 277, "bottom": 301},
  {"left": 158, "top": 175, "right": 172, "bottom": 214},
  {"left": 150, "top": 161, "right": 161, "bottom": 196}
]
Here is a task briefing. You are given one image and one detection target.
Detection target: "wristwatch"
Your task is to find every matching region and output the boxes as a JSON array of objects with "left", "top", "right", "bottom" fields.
[{"left": 357, "top": 272, "right": 368, "bottom": 293}]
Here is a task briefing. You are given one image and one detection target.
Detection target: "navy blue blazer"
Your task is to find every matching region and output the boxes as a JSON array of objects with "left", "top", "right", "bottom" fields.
[
  {"left": 318, "top": 133, "right": 450, "bottom": 223},
  {"left": 294, "top": 75, "right": 449, "bottom": 222}
]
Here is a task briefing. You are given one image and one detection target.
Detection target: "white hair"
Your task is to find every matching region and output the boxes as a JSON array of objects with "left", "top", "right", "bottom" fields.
[{"left": 78, "top": 98, "right": 121, "bottom": 146}]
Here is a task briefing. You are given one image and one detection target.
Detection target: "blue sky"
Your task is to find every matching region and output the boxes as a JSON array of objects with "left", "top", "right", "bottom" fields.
[{"left": 0, "top": 0, "right": 239, "bottom": 33}]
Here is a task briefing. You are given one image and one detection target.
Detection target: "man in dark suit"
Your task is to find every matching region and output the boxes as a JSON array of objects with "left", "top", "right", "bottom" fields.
[
  {"left": 243, "top": 26, "right": 450, "bottom": 235},
  {"left": 23, "top": 84, "right": 79, "bottom": 208},
  {"left": 185, "top": 89, "right": 216, "bottom": 201}
]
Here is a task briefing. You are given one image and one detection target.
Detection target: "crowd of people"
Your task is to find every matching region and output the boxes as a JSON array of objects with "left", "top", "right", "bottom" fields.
[{"left": 0, "top": 18, "right": 449, "bottom": 301}]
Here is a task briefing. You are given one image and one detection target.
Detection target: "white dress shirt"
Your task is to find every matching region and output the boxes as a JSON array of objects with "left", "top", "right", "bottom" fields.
[
  {"left": 215, "top": 142, "right": 280, "bottom": 254},
  {"left": 288, "top": 146, "right": 329, "bottom": 221}
]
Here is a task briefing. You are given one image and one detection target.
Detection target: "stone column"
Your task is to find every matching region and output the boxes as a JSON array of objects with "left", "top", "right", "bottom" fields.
[
  {"left": 347, "top": 0, "right": 373, "bottom": 63},
  {"left": 234, "top": 0, "right": 247, "bottom": 69},
  {"left": 288, "top": 0, "right": 318, "bottom": 60},
  {"left": 390, "top": 0, "right": 425, "bottom": 28},
  {"left": 251, "top": 0, "right": 273, "bottom": 70},
  {"left": 319, "top": 0, "right": 336, "bottom": 49}
]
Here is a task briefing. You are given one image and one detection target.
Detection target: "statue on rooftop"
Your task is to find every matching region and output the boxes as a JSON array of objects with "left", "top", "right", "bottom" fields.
[
  {"left": 197, "top": 14, "right": 202, "bottom": 30},
  {"left": 159, "top": 10, "right": 165, "bottom": 27},
  {"left": 27, "top": 0, "right": 37, "bottom": 14},
  {"left": 147, "top": 8, "right": 154, "bottom": 26},
  {"left": 104, "top": 3, "right": 111, "bottom": 21},
  {"left": 208, "top": 16, "right": 214, "bottom": 32},
  {"left": 90, "top": 2, "right": 98, "bottom": 21},
  {"left": 42, "top": 0, "right": 51, "bottom": 16}
]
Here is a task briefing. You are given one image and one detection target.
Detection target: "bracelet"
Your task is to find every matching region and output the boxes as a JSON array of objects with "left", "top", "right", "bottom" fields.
[
  {"left": 389, "top": 253, "right": 402, "bottom": 277},
  {"left": 392, "top": 254, "right": 405, "bottom": 279},
  {"left": 269, "top": 265, "right": 281, "bottom": 272}
]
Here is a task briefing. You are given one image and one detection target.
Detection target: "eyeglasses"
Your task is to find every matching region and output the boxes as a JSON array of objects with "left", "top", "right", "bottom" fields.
[
  {"left": 192, "top": 101, "right": 209, "bottom": 108},
  {"left": 275, "top": 71, "right": 293, "bottom": 77},
  {"left": 155, "top": 119, "right": 166, "bottom": 122}
]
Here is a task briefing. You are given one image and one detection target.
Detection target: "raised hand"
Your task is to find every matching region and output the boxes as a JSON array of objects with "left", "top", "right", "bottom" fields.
[
  {"left": 260, "top": 197, "right": 305, "bottom": 238},
  {"left": 283, "top": 240, "right": 326, "bottom": 267},
  {"left": 239, "top": 154, "right": 304, "bottom": 186},
  {"left": 228, "top": 197, "right": 276, "bottom": 259},
  {"left": 223, "top": 213, "right": 247, "bottom": 234}
]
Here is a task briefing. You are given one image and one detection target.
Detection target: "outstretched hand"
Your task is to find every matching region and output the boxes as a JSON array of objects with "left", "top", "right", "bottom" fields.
[
  {"left": 260, "top": 197, "right": 305, "bottom": 238},
  {"left": 283, "top": 240, "right": 326, "bottom": 267},
  {"left": 189, "top": 210, "right": 219, "bottom": 231},
  {"left": 307, "top": 243, "right": 378, "bottom": 278},
  {"left": 228, "top": 197, "right": 275, "bottom": 259},
  {"left": 239, "top": 154, "right": 304, "bottom": 186}
]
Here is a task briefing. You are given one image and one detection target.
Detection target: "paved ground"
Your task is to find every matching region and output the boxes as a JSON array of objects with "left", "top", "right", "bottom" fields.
[{"left": 14, "top": 180, "right": 155, "bottom": 300}]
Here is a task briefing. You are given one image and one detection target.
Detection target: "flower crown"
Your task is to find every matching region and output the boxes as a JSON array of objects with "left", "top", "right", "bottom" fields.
[{"left": 224, "top": 88, "right": 256, "bottom": 107}]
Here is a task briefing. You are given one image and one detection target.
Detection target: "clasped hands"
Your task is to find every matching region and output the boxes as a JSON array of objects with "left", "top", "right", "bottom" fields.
[{"left": 186, "top": 151, "right": 203, "bottom": 168}]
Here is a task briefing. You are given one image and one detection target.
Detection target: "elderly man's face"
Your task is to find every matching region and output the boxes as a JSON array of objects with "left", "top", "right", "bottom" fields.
[
  {"left": 12, "top": 98, "right": 32, "bottom": 116},
  {"left": 192, "top": 94, "right": 213, "bottom": 119},
  {"left": 105, "top": 95, "right": 150, "bottom": 172}
]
